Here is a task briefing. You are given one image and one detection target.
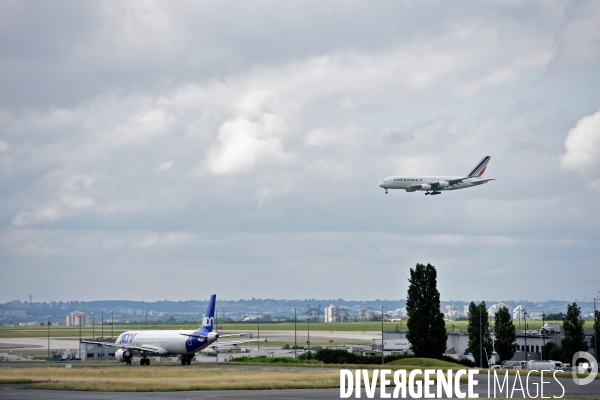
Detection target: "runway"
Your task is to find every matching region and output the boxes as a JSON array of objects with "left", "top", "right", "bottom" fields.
[{"left": 1, "top": 373, "right": 598, "bottom": 399}]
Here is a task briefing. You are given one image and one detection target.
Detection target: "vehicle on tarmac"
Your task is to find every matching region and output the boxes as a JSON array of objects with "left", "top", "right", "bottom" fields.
[{"left": 82, "top": 294, "right": 264, "bottom": 366}]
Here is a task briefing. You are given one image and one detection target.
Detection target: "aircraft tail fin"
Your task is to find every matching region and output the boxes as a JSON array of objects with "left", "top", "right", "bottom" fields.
[
  {"left": 199, "top": 294, "right": 216, "bottom": 332},
  {"left": 467, "top": 156, "right": 491, "bottom": 178}
]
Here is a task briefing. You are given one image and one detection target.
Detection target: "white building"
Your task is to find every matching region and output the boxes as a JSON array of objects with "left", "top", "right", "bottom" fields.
[
  {"left": 463, "top": 305, "right": 470, "bottom": 317},
  {"left": 487, "top": 302, "right": 510, "bottom": 318},
  {"left": 513, "top": 305, "right": 530, "bottom": 322},
  {"left": 324, "top": 304, "right": 339, "bottom": 323},
  {"left": 66, "top": 310, "right": 89, "bottom": 326}
]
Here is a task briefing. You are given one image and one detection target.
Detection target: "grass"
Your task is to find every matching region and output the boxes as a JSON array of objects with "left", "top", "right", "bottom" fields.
[
  {"left": 0, "top": 366, "right": 342, "bottom": 391},
  {"left": 386, "top": 357, "right": 466, "bottom": 368},
  {"left": 1, "top": 320, "right": 586, "bottom": 338},
  {"left": 231, "top": 355, "right": 322, "bottom": 364}
]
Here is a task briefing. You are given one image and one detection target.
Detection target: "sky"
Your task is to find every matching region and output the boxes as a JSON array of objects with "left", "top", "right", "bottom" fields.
[{"left": 1, "top": 1, "right": 599, "bottom": 303}]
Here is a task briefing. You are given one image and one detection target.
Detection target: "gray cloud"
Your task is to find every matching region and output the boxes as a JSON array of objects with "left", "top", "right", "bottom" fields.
[{"left": 1, "top": 0, "right": 599, "bottom": 302}]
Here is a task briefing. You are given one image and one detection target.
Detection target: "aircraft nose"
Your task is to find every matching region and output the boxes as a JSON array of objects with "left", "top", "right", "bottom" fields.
[{"left": 379, "top": 181, "right": 385, "bottom": 188}]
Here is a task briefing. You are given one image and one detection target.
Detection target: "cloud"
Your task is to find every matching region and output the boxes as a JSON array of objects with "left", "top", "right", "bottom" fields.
[
  {"left": 206, "top": 114, "right": 295, "bottom": 175},
  {"left": 560, "top": 108, "right": 600, "bottom": 180},
  {"left": 1, "top": 1, "right": 599, "bottom": 302},
  {"left": 156, "top": 160, "right": 174, "bottom": 171}
]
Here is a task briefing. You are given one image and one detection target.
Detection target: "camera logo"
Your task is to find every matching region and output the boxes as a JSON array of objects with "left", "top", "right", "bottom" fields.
[{"left": 572, "top": 351, "right": 598, "bottom": 386}]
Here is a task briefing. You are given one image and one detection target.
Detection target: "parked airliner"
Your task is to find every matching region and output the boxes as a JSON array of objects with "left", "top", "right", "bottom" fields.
[
  {"left": 379, "top": 156, "right": 495, "bottom": 195},
  {"left": 82, "top": 294, "right": 264, "bottom": 366}
]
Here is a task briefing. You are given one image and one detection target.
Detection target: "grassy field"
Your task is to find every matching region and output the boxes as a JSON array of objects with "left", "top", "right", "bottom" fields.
[
  {"left": 0, "top": 320, "right": 586, "bottom": 339},
  {"left": 0, "top": 366, "right": 342, "bottom": 391},
  {"left": 386, "top": 357, "right": 465, "bottom": 368}
]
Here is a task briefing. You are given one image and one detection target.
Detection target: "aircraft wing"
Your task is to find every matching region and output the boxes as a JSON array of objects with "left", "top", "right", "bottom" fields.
[
  {"left": 469, "top": 179, "right": 495, "bottom": 185},
  {"left": 210, "top": 337, "right": 268, "bottom": 349},
  {"left": 80, "top": 340, "right": 168, "bottom": 355},
  {"left": 179, "top": 332, "right": 249, "bottom": 339}
]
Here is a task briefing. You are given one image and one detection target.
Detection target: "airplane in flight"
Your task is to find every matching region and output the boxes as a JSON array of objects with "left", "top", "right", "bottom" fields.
[
  {"left": 82, "top": 294, "right": 264, "bottom": 366},
  {"left": 379, "top": 156, "right": 495, "bottom": 195}
]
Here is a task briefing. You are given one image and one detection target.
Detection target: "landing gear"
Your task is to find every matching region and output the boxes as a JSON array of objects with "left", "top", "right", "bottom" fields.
[
  {"left": 126, "top": 360, "right": 131, "bottom": 365},
  {"left": 180, "top": 355, "right": 192, "bottom": 366},
  {"left": 425, "top": 191, "right": 441, "bottom": 196},
  {"left": 140, "top": 351, "right": 150, "bottom": 366},
  {"left": 384, "top": 189, "right": 388, "bottom": 194}
]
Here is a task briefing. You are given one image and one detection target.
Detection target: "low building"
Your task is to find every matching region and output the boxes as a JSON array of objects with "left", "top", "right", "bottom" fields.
[{"left": 80, "top": 339, "right": 116, "bottom": 360}]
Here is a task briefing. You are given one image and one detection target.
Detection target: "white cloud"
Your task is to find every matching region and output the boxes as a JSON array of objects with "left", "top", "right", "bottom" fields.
[
  {"left": 206, "top": 114, "right": 295, "bottom": 175},
  {"left": 560, "top": 108, "right": 600, "bottom": 179},
  {"left": 156, "top": 160, "right": 174, "bottom": 171}
]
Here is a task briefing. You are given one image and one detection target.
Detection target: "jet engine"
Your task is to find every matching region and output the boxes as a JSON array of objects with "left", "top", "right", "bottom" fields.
[
  {"left": 115, "top": 348, "right": 133, "bottom": 362},
  {"left": 436, "top": 181, "right": 449, "bottom": 188},
  {"left": 420, "top": 184, "right": 432, "bottom": 190}
]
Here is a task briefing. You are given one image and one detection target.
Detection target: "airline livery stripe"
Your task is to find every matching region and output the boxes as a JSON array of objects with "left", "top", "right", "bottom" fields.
[{"left": 468, "top": 157, "right": 490, "bottom": 177}]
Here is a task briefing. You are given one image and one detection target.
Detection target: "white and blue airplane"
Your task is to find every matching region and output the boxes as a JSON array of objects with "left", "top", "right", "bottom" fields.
[
  {"left": 379, "top": 156, "right": 495, "bottom": 195},
  {"left": 82, "top": 294, "right": 264, "bottom": 366}
]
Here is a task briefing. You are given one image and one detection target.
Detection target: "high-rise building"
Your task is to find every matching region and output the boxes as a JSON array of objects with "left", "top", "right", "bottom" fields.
[
  {"left": 324, "top": 304, "right": 339, "bottom": 323},
  {"left": 66, "top": 311, "right": 89, "bottom": 326}
]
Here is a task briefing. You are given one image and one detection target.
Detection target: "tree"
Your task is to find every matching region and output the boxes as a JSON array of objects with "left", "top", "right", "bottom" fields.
[
  {"left": 494, "top": 306, "right": 516, "bottom": 362},
  {"left": 406, "top": 263, "right": 447, "bottom": 358},
  {"left": 548, "top": 344, "right": 564, "bottom": 361},
  {"left": 542, "top": 342, "right": 558, "bottom": 360},
  {"left": 544, "top": 312, "right": 566, "bottom": 321},
  {"left": 467, "top": 301, "right": 493, "bottom": 368},
  {"left": 591, "top": 310, "right": 599, "bottom": 352},
  {"left": 561, "top": 302, "right": 588, "bottom": 363}
]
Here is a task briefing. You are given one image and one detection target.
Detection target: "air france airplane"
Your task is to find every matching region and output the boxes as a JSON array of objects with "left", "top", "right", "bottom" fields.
[
  {"left": 379, "top": 156, "right": 495, "bottom": 195},
  {"left": 82, "top": 294, "right": 264, "bottom": 366}
]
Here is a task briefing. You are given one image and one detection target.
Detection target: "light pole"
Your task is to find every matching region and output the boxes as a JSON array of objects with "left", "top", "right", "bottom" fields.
[
  {"left": 307, "top": 316, "right": 311, "bottom": 351},
  {"left": 594, "top": 291, "right": 600, "bottom": 359},
  {"left": 79, "top": 315, "right": 82, "bottom": 360},
  {"left": 381, "top": 306, "right": 387, "bottom": 365},
  {"left": 257, "top": 306, "right": 260, "bottom": 352},
  {"left": 110, "top": 310, "right": 113, "bottom": 338},
  {"left": 145, "top": 312, "right": 147, "bottom": 331},
  {"left": 47, "top": 315, "right": 50, "bottom": 360},
  {"left": 101, "top": 310, "right": 104, "bottom": 338},
  {"left": 524, "top": 311, "right": 528, "bottom": 362},
  {"left": 216, "top": 310, "right": 219, "bottom": 362},
  {"left": 91, "top": 312, "right": 94, "bottom": 339},
  {"left": 294, "top": 308, "right": 297, "bottom": 359},
  {"left": 479, "top": 304, "right": 483, "bottom": 368},
  {"left": 541, "top": 312, "right": 546, "bottom": 359}
]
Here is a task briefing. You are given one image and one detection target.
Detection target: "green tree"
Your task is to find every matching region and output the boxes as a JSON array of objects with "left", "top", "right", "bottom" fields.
[
  {"left": 494, "top": 306, "right": 516, "bottom": 362},
  {"left": 561, "top": 302, "right": 588, "bottom": 363},
  {"left": 467, "top": 301, "right": 493, "bottom": 368},
  {"left": 542, "top": 342, "right": 558, "bottom": 360},
  {"left": 406, "top": 263, "right": 447, "bottom": 358},
  {"left": 591, "top": 310, "right": 599, "bottom": 352},
  {"left": 548, "top": 344, "right": 564, "bottom": 361}
]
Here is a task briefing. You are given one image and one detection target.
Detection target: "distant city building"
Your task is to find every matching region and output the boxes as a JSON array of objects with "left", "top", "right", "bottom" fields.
[
  {"left": 4, "top": 309, "right": 27, "bottom": 317},
  {"left": 445, "top": 305, "right": 460, "bottom": 319},
  {"left": 487, "top": 302, "right": 510, "bottom": 318},
  {"left": 66, "top": 311, "right": 89, "bottom": 326},
  {"left": 463, "top": 305, "right": 470, "bottom": 317},
  {"left": 359, "top": 307, "right": 375, "bottom": 321},
  {"left": 513, "top": 305, "right": 530, "bottom": 322},
  {"left": 324, "top": 304, "right": 339, "bottom": 323}
]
